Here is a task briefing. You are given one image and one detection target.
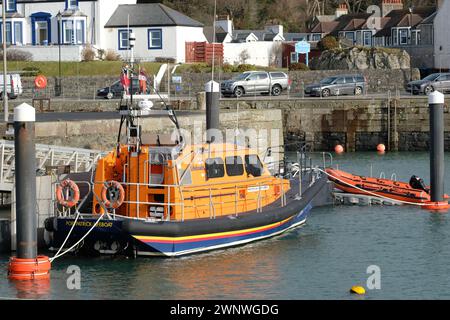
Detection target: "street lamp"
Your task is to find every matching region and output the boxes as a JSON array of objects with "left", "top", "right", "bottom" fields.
[{"left": 55, "top": 11, "right": 62, "bottom": 96}]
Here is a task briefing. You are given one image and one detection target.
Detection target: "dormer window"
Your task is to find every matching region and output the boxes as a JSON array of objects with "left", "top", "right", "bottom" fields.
[
  {"left": 66, "top": 0, "right": 78, "bottom": 10},
  {"left": 6, "top": 0, "right": 17, "bottom": 12}
]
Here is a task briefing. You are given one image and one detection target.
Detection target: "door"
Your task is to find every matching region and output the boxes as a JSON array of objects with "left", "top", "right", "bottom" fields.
[
  {"left": 438, "top": 74, "right": 450, "bottom": 93},
  {"left": 245, "top": 73, "right": 259, "bottom": 93},
  {"left": 332, "top": 77, "right": 345, "bottom": 95},
  {"left": 344, "top": 76, "right": 356, "bottom": 95},
  {"left": 36, "top": 21, "right": 48, "bottom": 45},
  {"left": 257, "top": 72, "right": 270, "bottom": 92}
]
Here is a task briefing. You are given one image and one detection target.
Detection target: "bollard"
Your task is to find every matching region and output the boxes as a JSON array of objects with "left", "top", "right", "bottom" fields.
[
  {"left": 205, "top": 80, "right": 220, "bottom": 143},
  {"left": 8, "top": 103, "right": 51, "bottom": 280},
  {"left": 424, "top": 91, "right": 450, "bottom": 211}
]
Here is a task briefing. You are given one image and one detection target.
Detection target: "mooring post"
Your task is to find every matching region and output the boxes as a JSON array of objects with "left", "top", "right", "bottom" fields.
[
  {"left": 429, "top": 91, "right": 445, "bottom": 203},
  {"left": 8, "top": 103, "right": 51, "bottom": 280},
  {"left": 205, "top": 80, "right": 220, "bottom": 143}
]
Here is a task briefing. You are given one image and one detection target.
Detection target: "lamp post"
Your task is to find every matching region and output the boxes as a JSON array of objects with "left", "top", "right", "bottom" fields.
[{"left": 55, "top": 11, "right": 62, "bottom": 96}]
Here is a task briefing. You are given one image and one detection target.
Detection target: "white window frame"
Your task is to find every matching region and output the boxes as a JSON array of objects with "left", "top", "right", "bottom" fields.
[{"left": 399, "top": 28, "right": 408, "bottom": 45}]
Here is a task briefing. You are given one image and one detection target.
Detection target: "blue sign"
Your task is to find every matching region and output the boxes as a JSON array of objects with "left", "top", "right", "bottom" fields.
[
  {"left": 175, "top": 85, "right": 182, "bottom": 92},
  {"left": 295, "top": 41, "right": 311, "bottom": 54},
  {"left": 172, "top": 76, "right": 182, "bottom": 84}
]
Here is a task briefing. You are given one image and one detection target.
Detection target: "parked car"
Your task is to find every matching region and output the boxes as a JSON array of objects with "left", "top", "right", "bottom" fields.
[
  {"left": 221, "top": 71, "right": 290, "bottom": 98},
  {"left": 304, "top": 74, "right": 366, "bottom": 97},
  {"left": 97, "top": 78, "right": 150, "bottom": 99},
  {"left": 0, "top": 73, "right": 23, "bottom": 99},
  {"left": 406, "top": 73, "right": 450, "bottom": 95}
]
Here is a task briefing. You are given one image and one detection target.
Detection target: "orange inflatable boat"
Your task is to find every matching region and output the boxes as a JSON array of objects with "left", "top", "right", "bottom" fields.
[{"left": 325, "top": 168, "right": 449, "bottom": 204}]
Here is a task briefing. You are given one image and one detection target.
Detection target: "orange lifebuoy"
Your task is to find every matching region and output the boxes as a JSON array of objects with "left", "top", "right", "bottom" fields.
[
  {"left": 34, "top": 75, "right": 47, "bottom": 89},
  {"left": 8, "top": 255, "right": 51, "bottom": 280},
  {"left": 101, "top": 180, "right": 125, "bottom": 209},
  {"left": 56, "top": 179, "right": 80, "bottom": 208}
]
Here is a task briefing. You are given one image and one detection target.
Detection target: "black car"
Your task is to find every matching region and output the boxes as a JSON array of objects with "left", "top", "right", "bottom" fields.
[
  {"left": 304, "top": 74, "right": 367, "bottom": 97},
  {"left": 97, "top": 79, "right": 150, "bottom": 99}
]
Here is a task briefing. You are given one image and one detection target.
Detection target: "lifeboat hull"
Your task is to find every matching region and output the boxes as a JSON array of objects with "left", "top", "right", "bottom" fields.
[
  {"left": 45, "top": 176, "right": 329, "bottom": 257},
  {"left": 326, "top": 168, "right": 430, "bottom": 204}
]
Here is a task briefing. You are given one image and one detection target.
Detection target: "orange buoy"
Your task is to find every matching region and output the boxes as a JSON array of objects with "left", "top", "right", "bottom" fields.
[
  {"left": 56, "top": 179, "right": 80, "bottom": 208},
  {"left": 334, "top": 145, "right": 344, "bottom": 154},
  {"left": 34, "top": 75, "right": 47, "bottom": 89},
  {"left": 421, "top": 201, "right": 450, "bottom": 212},
  {"left": 8, "top": 255, "right": 51, "bottom": 280},
  {"left": 101, "top": 180, "right": 125, "bottom": 209},
  {"left": 377, "top": 144, "right": 386, "bottom": 153}
]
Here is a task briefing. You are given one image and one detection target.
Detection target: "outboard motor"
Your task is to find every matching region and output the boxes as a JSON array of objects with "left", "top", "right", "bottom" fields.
[{"left": 409, "top": 175, "right": 429, "bottom": 193}]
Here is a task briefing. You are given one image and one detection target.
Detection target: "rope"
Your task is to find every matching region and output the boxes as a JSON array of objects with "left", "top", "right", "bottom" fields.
[{"left": 318, "top": 168, "right": 434, "bottom": 207}]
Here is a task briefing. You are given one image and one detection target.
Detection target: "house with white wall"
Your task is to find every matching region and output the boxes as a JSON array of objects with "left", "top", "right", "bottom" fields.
[
  {"left": 103, "top": 3, "right": 207, "bottom": 63},
  {"left": 0, "top": 0, "right": 135, "bottom": 61},
  {"left": 434, "top": 0, "right": 450, "bottom": 70}
]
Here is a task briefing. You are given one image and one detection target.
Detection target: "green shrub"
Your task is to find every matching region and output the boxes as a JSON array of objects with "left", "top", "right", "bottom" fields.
[
  {"left": 0, "top": 49, "right": 33, "bottom": 61},
  {"left": 155, "top": 57, "right": 176, "bottom": 63},
  {"left": 21, "top": 66, "right": 42, "bottom": 77},
  {"left": 235, "top": 64, "right": 257, "bottom": 72},
  {"left": 104, "top": 49, "right": 121, "bottom": 61},
  {"left": 289, "top": 63, "right": 310, "bottom": 71},
  {"left": 318, "top": 36, "right": 339, "bottom": 51},
  {"left": 221, "top": 63, "right": 235, "bottom": 73}
]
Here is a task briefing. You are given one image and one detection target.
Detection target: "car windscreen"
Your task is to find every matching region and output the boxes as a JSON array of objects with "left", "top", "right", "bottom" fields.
[
  {"left": 320, "top": 77, "right": 337, "bottom": 85},
  {"left": 233, "top": 73, "right": 250, "bottom": 81},
  {"left": 423, "top": 74, "right": 440, "bottom": 81}
]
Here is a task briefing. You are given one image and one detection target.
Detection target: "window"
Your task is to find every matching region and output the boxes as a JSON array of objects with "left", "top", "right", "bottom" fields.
[
  {"left": 258, "top": 73, "right": 268, "bottom": 80},
  {"left": 118, "top": 29, "right": 131, "bottom": 50},
  {"left": 245, "top": 155, "right": 263, "bottom": 177},
  {"left": 311, "top": 34, "right": 321, "bottom": 41},
  {"left": 392, "top": 29, "right": 398, "bottom": 46},
  {"left": 6, "top": 0, "right": 16, "bottom": 12},
  {"left": 335, "top": 77, "right": 345, "bottom": 84},
  {"left": 62, "top": 20, "right": 84, "bottom": 44},
  {"left": 345, "top": 32, "right": 355, "bottom": 44},
  {"left": 363, "top": 31, "right": 372, "bottom": 47},
  {"left": 290, "top": 52, "right": 298, "bottom": 63},
  {"left": 270, "top": 72, "right": 287, "bottom": 79},
  {"left": 148, "top": 29, "right": 162, "bottom": 49},
  {"left": 13, "top": 22, "right": 22, "bottom": 44},
  {"left": 345, "top": 77, "right": 355, "bottom": 83},
  {"left": 66, "top": 0, "right": 78, "bottom": 9},
  {"left": 225, "top": 156, "right": 244, "bottom": 177},
  {"left": 399, "top": 29, "right": 408, "bottom": 45},
  {"left": 5, "top": 22, "right": 12, "bottom": 44},
  {"left": 205, "top": 158, "right": 225, "bottom": 179}
]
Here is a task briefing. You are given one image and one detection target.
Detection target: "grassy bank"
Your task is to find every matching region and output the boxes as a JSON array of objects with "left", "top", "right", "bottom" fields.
[{"left": 1, "top": 61, "right": 286, "bottom": 77}]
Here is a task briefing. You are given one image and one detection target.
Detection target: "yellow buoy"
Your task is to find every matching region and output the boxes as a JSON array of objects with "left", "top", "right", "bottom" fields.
[{"left": 350, "top": 286, "right": 366, "bottom": 295}]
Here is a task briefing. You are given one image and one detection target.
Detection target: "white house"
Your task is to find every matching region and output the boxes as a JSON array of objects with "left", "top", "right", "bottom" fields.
[
  {"left": 103, "top": 3, "right": 207, "bottom": 63},
  {"left": 0, "top": 0, "right": 135, "bottom": 61},
  {"left": 434, "top": 0, "right": 450, "bottom": 69}
]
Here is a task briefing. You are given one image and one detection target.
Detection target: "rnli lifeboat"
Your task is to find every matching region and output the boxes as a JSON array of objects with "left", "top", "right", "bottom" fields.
[
  {"left": 326, "top": 168, "right": 448, "bottom": 204},
  {"left": 44, "top": 63, "right": 330, "bottom": 257}
]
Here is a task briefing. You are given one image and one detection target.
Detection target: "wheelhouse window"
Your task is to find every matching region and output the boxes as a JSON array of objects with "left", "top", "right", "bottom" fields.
[
  {"left": 245, "top": 155, "right": 263, "bottom": 177},
  {"left": 225, "top": 156, "right": 244, "bottom": 177},
  {"left": 118, "top": 29, "right": 131, "bottom": 50},
  {"left": 148, "top": 29, "right": 162, "bottom": 49},
  {"left": 205, "top": 158, "right": 225, "bottom": 179},
  {"left": 62, "top": 20, "right": 85, "bottom": 44},
  {"left": 6, "top": 0, "right": 16, "bottom": 12}
]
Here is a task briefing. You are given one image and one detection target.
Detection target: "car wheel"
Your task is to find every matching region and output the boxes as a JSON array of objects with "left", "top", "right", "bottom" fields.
[
  {"left": 424, "top": 85, "right": 434, "bottom": 95},
  {"left": 106, "top": 92, "right": 114, "bottom": 99},
  {"left": 271, "top": 85, "right": 282, "bottom": 96},
  {"left": 321, "top": 88, "right": 330, "bottom": 97},
  {"left": 234, "top": 87, "right": 244, "bottom": 98},
  {"left": 355, "top": 86, "right": 363, "bottom": 96}
]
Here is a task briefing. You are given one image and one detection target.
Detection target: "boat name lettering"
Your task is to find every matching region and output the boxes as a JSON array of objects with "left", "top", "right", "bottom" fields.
[
  {"left": 65, "top": 221, "right": 113, "bottom": 228},
  {"left": 247, "top": 186, "right": 270, "bottom": 193}
]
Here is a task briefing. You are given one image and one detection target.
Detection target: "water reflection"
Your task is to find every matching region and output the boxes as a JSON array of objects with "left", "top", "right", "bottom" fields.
[{"left": 11, "top": 278, "right": 51, "bottom": 299}]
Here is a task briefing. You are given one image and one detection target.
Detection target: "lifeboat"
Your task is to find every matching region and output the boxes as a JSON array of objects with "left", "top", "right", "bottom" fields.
[
  {"left": 326, "top": 168, "right": 448, "bottom": 204},
  {"left": 44, "top": 63, "right": 330, "bottom": 257}
]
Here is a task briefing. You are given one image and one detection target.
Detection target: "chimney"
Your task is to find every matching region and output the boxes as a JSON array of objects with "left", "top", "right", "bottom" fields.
[
  {"left": 335, "top": 3, "right": 349, "bottom": 18},
  {"left": 216, "top": 15, "right": 233, "bottom": 35},
  {"left": 382, "top": 0, "right": 404, "bottom": 17}
]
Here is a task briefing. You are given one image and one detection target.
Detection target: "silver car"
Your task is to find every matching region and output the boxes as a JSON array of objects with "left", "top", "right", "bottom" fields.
[
  {"left": 406, "top": 73, "right": 450, "bottom": 95},
  {"left": 304, "top": 74, "right": 367, "bottom": 97},
  {"left": 221, "top": 71, "right": 290, "bottom": 98}
]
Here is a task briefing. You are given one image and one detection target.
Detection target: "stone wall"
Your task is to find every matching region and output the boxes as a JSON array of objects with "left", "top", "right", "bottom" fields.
[{"left": 18, "top": 68, "right": 418, "bottom": 99}]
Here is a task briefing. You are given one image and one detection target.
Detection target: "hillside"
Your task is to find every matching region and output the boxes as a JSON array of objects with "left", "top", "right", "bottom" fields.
[{"left": 137, "top": 0, "right": 437, "bottom": 32}]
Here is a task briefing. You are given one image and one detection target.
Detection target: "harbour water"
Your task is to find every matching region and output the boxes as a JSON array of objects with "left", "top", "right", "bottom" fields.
[{"left": 1, "top": 152, "right": 450, "bottom": 300}]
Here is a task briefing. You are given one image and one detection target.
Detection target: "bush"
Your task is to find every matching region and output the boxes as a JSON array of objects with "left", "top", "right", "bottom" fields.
[
  {"left": 0, "top": 49, "right": 33, "bottom": 61},
  {"left": 235, "top": 64, "right": 257, "bottom": 72},
  {"left": 289, "top": 63, "right": 310, "bottom": 71},
  {"left": 21, "top": 66, "right": 42, "bottom": 77},
  {"left": 221, "top": 63, "right": 235, "bottom": 73},
  {"left": 318, "top": 36, "right": 339, "bottom": 51},
  {"left": 104, "top": 49, "right": 121, "bottom": 61},
  {"left": 81, "top": 45, "right": 96, "bottom": 62},
  {"left": 155, "top": 57, "right": 176, "bottom": 63}
]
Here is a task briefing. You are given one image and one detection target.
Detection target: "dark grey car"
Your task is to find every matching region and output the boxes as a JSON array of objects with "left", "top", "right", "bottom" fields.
[
  {"left": 304, "top": 74, "right": 367, "bottom": 97},
  {"left": 406, "top": 73, "right": 450, "bottom": 95}
]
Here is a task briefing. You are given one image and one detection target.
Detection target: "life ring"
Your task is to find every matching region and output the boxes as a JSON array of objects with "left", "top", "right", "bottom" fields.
[
  {"left": 34, "top": 75, "right": 47, "bottom": 89},
  {"left": 56, "top": 179, "right": 80, "bottom": 208},
  {"left": 101, "top": 181, "right": 125, "bottom": 209}
]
